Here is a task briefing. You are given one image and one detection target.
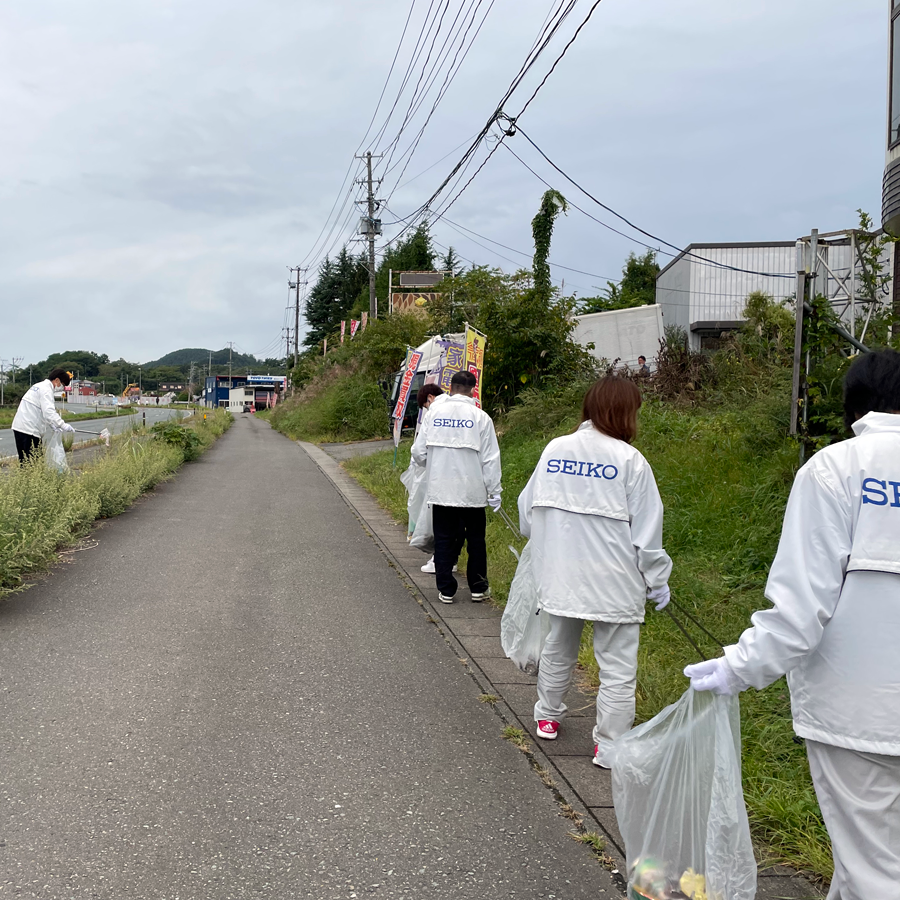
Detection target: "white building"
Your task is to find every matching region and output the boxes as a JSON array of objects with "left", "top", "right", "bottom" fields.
[
  {"left": 656, "top": 237, "right": 895, "bottom": 351},
  {"left": 656, "top": 242, "right": 796, "bottom": 351}
]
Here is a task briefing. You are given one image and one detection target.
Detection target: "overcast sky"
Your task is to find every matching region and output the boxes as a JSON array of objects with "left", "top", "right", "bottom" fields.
[{"left": 0, "top": 0, "right": 888, "bottom": 367}]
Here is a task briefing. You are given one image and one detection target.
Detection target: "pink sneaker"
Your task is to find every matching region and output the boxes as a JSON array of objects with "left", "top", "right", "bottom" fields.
[
  {"left": 592, "top": 744, "right": 611, "bottom": 769},
  {"left": 536, "top": 720, "right": 559, "bottom": 740}
]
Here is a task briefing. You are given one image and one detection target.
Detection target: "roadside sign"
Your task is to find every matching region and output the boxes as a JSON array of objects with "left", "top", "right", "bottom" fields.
[{"left": 392, "top": 348, "right": 423, "bottom": 446}]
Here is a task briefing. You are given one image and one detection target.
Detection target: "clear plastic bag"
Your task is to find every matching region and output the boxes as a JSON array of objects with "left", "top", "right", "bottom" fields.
[
  {"left": 500, "top": 542, "right": 550, "bottom": 675},
  {"left": 401, "top": 461, "right": 428, "bottom": 540},
  {"left": 44, "top": 429, "right": 69, "bottom": 474},
  {"left": 409, "top": 501, "right": 434, "bottom": 554},
  {"left": 610, "top": 689, "right": 757, "bottom": 900}
]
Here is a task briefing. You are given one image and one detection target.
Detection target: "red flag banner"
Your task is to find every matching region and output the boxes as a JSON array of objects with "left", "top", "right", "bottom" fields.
[
  {"left": 392, "top": 348, "right": 423, "bottom": 446},
  {"left": 350, "top": 319, "right": 359, "bottom": 338},
  {"left": 340, "top": 321, "right": 346, "bottom": 344}
]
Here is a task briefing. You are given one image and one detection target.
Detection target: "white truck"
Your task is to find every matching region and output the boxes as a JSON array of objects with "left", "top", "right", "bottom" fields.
[{"left": 571, "top": 304, "right": 665, "bottom": 371}]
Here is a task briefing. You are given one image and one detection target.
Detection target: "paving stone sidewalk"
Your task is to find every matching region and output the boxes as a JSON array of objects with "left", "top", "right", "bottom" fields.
[{"left": 303, "top": 439, "right": 826, "bottom": 900}]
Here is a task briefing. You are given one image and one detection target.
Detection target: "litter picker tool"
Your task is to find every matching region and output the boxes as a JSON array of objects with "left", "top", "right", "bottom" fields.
[
  {"left": 71, "top": 427, "right": 111, "bottom": 447},
  {"left": 495, "top": 505, "right": 525, "bottom": 560}
]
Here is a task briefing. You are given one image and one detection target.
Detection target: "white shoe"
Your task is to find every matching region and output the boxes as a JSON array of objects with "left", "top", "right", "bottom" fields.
[
  {"left": 421, "top": 559, "right": 456, "bottom": 574},
  {"left": 438, "top": 592, "right": 456, "bottom": 604}
]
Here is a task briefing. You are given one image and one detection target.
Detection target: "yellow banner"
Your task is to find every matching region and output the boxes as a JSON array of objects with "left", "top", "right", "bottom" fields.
[{"left": 464, "top": 326, "right": 487, "bottom": 409}]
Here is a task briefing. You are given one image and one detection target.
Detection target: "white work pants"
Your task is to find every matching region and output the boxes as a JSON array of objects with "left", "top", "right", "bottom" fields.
[
  {"left": 806, "top": 740, "right": 900, "bottom": 900},
  {"left": 534, "top": 614, "right": 639, "bottom": 762}
]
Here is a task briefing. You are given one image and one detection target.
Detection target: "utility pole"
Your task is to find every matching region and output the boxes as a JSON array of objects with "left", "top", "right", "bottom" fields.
[
  {"left": 187, "top": 361, "right": 195, "bottom": 404},
  {"left": 208, "top": 350, "right": 213, "bottom": 378},
  {"left": 288, "top": 266, "right": 307, "bottom": 370},
  {"left": 227, "top": 342, "right": 234, "bottom": 386},
  {"left": 11, "top": 357, "right": 22, "bottom": 384},
  {"left": 355, "top": 151, "right": 383, "bottom": 319},
  {"left": 0, "top": 359, "right": 5, "bottom": 406}
]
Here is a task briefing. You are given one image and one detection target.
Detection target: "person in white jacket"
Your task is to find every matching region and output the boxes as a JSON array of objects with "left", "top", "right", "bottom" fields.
[
  {"left": 685, "top": 349, "right": 900, "bottom": 899},
  {"left": 411, "top": 370, "right": 501, "bottom": 603},
  {"left": 518, "top": 376, "right": 672, "bottom": 768},
  {"left": 11, "top": 367, "right": 75, "bottom": 461}
]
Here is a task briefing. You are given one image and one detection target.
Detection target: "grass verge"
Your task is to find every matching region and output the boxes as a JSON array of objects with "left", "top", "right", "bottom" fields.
[
  {"left": 344, "top": 383, "right": 832, "bottom": 881},
  {"left": 0, "top": 408, "right": 135, "bottom": 429},
  {"left": 0, "top": 409, "right": 232, "bottom": 599}
]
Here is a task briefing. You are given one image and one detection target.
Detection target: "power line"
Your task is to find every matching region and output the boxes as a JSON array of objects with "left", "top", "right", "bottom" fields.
[{"left": 511, "top": 122, "right": 795, "bottom": 279}]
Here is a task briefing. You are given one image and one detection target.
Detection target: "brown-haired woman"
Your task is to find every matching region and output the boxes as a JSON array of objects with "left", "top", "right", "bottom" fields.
[{"left": 517, "top": 376, "right": 672, "bottom": 767}]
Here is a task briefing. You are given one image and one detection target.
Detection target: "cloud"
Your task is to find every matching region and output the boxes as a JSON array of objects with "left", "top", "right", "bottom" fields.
[{"left": 0, "top": 0, "right": 889, "bottom": 363}]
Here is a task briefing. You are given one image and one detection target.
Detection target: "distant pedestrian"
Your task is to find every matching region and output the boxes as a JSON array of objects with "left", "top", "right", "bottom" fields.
[
  {"left": 685, "top": 349, "right": 900, "bottom": 898},
  {"left": 411, "top": 371, "right": 501, "bottom": 603},
  {"left": 12, "top": 368, "right": 75, "bottom": 462},
  {"left": 518, "top": 376, "right": 672, "bottom": 768},
  {"left": 636, "top": 355, "right": 650, "bottom": 377}
]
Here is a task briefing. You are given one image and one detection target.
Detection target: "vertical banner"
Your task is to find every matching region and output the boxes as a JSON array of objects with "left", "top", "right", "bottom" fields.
[
  {"left": 323, "top": 338, "right": 327, "bottom": 356},
  {"left": 361, "top": 311, "right": 368, "bottom": 331},
  {"left": 464, "top": 325, "right": 487, "bottom": 408},
  {"left": 340, "top": 321, "right": 346, "bottom": 344},
  {"left": 392, "top": 348, "right": 423, "bottom": 447},
  {"left": 350, "top": 319, "right": 359, "bottom": 339}
]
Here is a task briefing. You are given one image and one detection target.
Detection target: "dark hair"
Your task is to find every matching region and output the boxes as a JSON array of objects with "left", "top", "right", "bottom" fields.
[
  {"left": 48, "top": 367, "right": 72, "bottom": 386},
  {"left": 450, "top": 370, "right": 477, "bottom": 393},
  {"left": 843, "top": 349, "right": 900, "bottom": 431},
  {"left": 416, "top": 383, "right": 444, "bottom": 407},
  {"left": 638, "top": 356, "right": 646, "bottom": 363},
  {"left": 581, "top": 376, "right": 642, "bottom": 443}
]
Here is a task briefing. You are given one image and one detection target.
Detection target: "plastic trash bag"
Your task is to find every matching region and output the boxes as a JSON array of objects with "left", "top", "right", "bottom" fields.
[
  {"left": 610, "top": 689, "right": 757, "bottom": 900},
  {"left": 500, "top": 542, "right": 550, "bottom": 675},
  {"left": 401, "top": 460, "right": 428, "bottom": 540},
  {"left": 409, "top": 502, "right": 434, "bottom": 554},
  {"left": 44, "top": 429, "right": 69, "bottom": 474}
]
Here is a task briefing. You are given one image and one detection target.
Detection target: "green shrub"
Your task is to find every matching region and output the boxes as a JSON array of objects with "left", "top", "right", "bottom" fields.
[{"left": 152, "top": 421, "right": 203, "bottom": 460}]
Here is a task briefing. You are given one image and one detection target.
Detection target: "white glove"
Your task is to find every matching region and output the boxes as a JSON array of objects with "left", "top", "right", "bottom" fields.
[
  {"left": 683, "top": 658, "right": 749, "bottom": 696},
  {"left": 487, "top": 495, "right": 502, "bottom": 512},
  {"left": 62, "top": 423, "right": 76, "bottom": 434},
  {"left": 647, "top": 585, "right": 670, "bottom": 611}
]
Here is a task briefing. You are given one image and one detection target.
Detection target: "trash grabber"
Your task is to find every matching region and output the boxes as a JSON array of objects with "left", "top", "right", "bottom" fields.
[{"left": 71, "top": 427, "right": 111, "bottom": 446}]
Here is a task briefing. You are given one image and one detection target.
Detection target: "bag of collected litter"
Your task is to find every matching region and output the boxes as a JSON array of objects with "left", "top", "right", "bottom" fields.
[
  {"left": 401, "top": 460, "right": 428, "bottom": 540},
  {"left": 409, "top": 500, "right": 434, "bottom": 554},
  {"left": 609, "top": 688, "right": 756, "bottom": 900},
  {"left": 500, "top": 542, "right": 550, "bottom": 675},
  {"left": 44, "top": 429, "right": 69, "bottom": 474}
]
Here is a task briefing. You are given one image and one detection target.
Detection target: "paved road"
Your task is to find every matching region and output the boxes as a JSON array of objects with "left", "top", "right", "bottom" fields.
[
  {"left": 0, "top": 415, "right": 615, "bottom": 899},
  {"left": 0, "top": 407, "right": 188, "bottom": 459}
]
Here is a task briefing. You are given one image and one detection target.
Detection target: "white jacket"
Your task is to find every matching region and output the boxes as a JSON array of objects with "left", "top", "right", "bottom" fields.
[
  {"left": 411, "top": 394, "right": 501, "bottom": 507},
  {"left": 518, "top": 421, "right": 672, "bottom": 623},
  {"left": 12, "top": 380, "right": 68, "bottom": 438},
  {"left": 724, "top": 412, "right": 900, "bottom": 755}
]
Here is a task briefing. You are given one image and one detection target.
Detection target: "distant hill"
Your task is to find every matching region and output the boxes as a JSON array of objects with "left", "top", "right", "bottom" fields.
[{"left": 144, "top": 348, "right": 261, "bottom": 369}]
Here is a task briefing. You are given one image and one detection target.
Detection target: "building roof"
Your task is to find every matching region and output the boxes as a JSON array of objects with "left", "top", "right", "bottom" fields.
[{"left": 657, "top": 241, "right": 796, "bottom": 279}]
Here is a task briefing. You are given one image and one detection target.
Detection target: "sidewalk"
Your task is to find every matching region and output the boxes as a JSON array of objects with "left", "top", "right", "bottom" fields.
[
  {"left": 304, "top": 439, "right": 825, "bottom": 900},
  {"left": 0, "top": 416, "right": 621, "bottom": 900}
]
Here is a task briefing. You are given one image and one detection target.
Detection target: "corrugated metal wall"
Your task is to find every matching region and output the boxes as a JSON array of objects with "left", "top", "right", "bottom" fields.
[{"left": 688, "top": 246, "right": 796, "bottom": 323}]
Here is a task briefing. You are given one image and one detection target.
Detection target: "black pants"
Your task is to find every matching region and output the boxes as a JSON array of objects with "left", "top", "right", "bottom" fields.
[
  {"left": 14, "top": 430, "right": 42, "bottom": 462},
  {"left": 432, "top": 505, "right": 488, "bottom": 597}
]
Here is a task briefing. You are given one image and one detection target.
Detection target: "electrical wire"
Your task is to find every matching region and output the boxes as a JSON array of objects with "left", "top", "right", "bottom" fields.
[{"left": 512, "top": 123, "right": 795, "bottom": 279}]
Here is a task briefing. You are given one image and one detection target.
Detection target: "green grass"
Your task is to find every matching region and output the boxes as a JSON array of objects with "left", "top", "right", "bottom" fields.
[
  {"left": 268, "top": 372, "right": 389, "bottom": 443},
  {"left": 345, "top": 381, "right": 833, "bottom": 881},
  {"left": 0, "top": 407, "right": 135, "bottom": 429},
  {"left": 0, "top": 409, "right": 232, "bottom": 599}
]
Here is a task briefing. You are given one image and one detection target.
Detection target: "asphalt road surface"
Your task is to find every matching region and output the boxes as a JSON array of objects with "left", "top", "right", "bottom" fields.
[
  {"left": 0, "top": 407, "right": 188, "bottom": 459},
  {"left": 0, "top": 415, "right": 615, "bottom": 899}
]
